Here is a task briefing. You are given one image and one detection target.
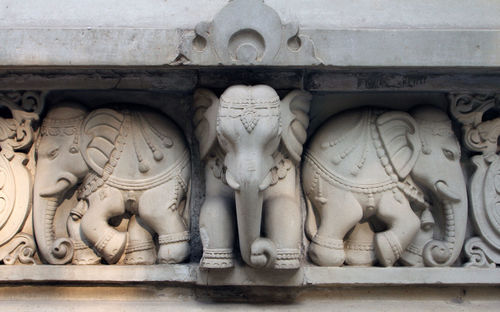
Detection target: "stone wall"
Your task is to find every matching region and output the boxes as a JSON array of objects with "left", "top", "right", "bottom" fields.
[{"left": 0, "top": 0, "right": 499, "bottom": 310}]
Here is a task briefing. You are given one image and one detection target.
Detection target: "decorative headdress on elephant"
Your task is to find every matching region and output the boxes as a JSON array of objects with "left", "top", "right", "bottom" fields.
[{"left": 194, "top": 85, "right": 311, "bottom": 166}]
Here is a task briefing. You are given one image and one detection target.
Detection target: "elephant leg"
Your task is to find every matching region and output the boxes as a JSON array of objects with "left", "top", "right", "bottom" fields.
[
  {"left": 67, "top": 200, "right": 101, "bottom": 265},
  {"left": 344, "top": 222, "right": 376, "bottom": 266},
  {"left": 375, "top": 189, "right": 420, "bottom": 267},
  {"left": 308, "top": 187, "right": 363, "bottom": 266},
  {"left": 80, "top": 186, "right": 127, "bottom": 264},
  {"left": 124, "top": 215, "right": 155, "bottom": 265},
  {"left": 199, "top": 169, "right": 235, "bottom": 269},
  {"left": 263, "top": 171, "right": 301, "bottom": 269},
  {"left": 139, "top": 179, "right": 190, "bottom": 264}
]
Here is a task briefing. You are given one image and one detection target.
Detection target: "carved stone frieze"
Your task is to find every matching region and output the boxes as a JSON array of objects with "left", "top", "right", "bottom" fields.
[
  {"left": 33, "top": 103, "right": 191, "bottom": 265},
  {"left": 450, "top": 93, "right": 500, "bottom": 268},
  {"left": 180, "top": 0, "right": 321, "bottom": 65},
  {"left": 303, "top": 106, "right": 468, "bottom": 267},
  {"left": 194, "top": 85, "right": 311, "bottom": 269},
  {"left": 0, "top": 91, "right": 43, "bottom": 265},
  {"left": 0, "top": 86, "right": 497, "bottom": 276}
]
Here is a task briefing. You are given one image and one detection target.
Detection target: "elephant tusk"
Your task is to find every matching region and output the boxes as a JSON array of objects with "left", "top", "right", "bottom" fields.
[
  {"left": 39, "top": 179, "right": 71, "bottom": 198},
  {"left": 39, "top": 172, "right": 79, "bottom": 197},
  {"left": 258, "top": 171, "right": 273, "bottom": 191},
  {"left": 225, "top": 170, "right": 241, "bottom": 191},
  {"left": 435, "top": 181, "right": 461, "bottom": 203}
]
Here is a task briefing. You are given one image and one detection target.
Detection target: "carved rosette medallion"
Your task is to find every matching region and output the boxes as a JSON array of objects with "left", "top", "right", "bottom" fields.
[
  {"left": 180, "top": 0, "right": 321, "bottom": 65},
  {"left": 0, "top": 91, "right": 44, "bottom": 265},
  {"left": 450, "top": 93, "right": 500, "bottom": 267}
]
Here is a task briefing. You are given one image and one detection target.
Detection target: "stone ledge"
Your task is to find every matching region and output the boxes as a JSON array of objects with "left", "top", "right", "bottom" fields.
[
  {"left": 1, "top": 265, "right": 499, "bottom": 286},
  {"left": 0, "top": 264, "right": 198, "bottom": 284}
]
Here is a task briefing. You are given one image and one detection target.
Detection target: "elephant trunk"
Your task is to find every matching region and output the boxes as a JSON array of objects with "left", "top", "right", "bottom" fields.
[
  {"left": 33, "top": 173, "right": 74, "bottom": 264},
  {"left": 233, "top": 174, "right": 276, "bottom": 268},
  {"left": 422, "top": 177, "right": 468, "bottom": 267}
]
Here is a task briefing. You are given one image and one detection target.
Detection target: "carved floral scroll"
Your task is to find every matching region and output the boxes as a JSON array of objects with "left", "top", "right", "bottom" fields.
[
  {"left": 450, "top": 93, "right": 500, "bottom": 268},
  {"left": 0, "top": 91, "right": 44, "bottom": 265}
]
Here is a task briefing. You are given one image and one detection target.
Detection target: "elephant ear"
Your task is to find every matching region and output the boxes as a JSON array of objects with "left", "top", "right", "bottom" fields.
[
  {"left": 280, "top": 90, "right": 312, "bottom": 164},
  {"left": 193, "top": 89, "right": 220, "bottom": 160},
  {"left": 376, "top": 111, "right": 421, "bottom": 179},
  {"left": 80, "top": 108, "right": 124, "bottom": 176}
]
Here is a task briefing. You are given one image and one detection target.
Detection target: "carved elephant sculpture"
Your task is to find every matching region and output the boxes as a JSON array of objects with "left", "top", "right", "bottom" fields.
[
  {"left": 194, "top": 85, "right": 311, "bottom": 269},
  {"left": 303, "top": 106, "right": 467, "bottom": 267},
  {"left": 33, "top": 103, "right": 191, "bottom": 264}
]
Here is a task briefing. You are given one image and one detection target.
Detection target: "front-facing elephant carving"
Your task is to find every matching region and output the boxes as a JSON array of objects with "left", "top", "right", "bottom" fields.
[
  {"left": 303, "top": 106, "right": 467, "bottom": 267},
  {"left": 33, "top": 103, "right": 191, "bottom": 264},
  {"left": 194, "top": 85, "right": 311, "bottom": 269}
]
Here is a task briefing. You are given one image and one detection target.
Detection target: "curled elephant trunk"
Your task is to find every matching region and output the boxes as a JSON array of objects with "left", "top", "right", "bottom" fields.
[
  {"left": 232, "top": 172, "right": 276, "bottom": 268},
  {"left": 33, "top": 175, "right": 74, "bottom": 264},
  {"left": 422, "top": 179, "right": 467, "bottom": 267}
]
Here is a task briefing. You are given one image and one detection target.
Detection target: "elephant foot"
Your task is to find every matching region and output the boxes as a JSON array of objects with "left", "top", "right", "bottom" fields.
[
  {"left": 157, "top": 231, "right": 190, "bottom": 264},
  {"left": 274, "top": 248, "right": 300, "bottom": 269},
  {"left": 200, "top": 248, "right": 234, "bottom": 269},
  {"left": 308, "top": 235, "right": 345, "bottom": 266},
  {"left": 375, "top": 231, "right": 403, "bottom": 267},
  {"left": 95, "top": 229, "right": 127, "bottom": 264},
  {"left": 124, "top": 240, "right": 156, "bottom": 265},
  {"left": 399, "top": 243, "right": 425, "bottom": 267},
  {"left": 72, "top": 240, "right": 101, "bottom": 265},
  {"left": 345, "top": 240, "right": 376, "bottom": 266}
]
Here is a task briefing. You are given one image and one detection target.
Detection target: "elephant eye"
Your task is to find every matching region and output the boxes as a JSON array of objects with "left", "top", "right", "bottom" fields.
[
  {"left": 48, "top": 148, "right": 60, "bottom": 160},
  {"left": 442, "top": 148, "right": 456, "bottom": 161}
]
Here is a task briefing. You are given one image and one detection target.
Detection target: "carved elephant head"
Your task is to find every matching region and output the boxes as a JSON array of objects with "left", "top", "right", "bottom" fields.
[
  {"left": 194, "top": 85, "right": 310, "bottom": 269},
  {"left": 33, "top": 103, "right": 89, "bottom": 264},
  {"left": 398, "top": 106, "right": 468, "bottom": 266}
]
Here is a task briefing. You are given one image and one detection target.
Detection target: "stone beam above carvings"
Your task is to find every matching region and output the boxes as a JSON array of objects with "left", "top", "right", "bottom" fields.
[
  {"left": 1, "top": 69, "right": 500, "bottom": 93},
  {"left": 1, "top": 0, "right": 499, "bottom": 67}
]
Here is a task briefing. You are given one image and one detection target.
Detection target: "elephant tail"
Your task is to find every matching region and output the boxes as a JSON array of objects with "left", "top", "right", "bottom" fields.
[
  {"left": 305, "top": 196, "right": 318, "bottom": 241},
  {"left": 181, "top": 181, "right": 191, "bottom": 229}
]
